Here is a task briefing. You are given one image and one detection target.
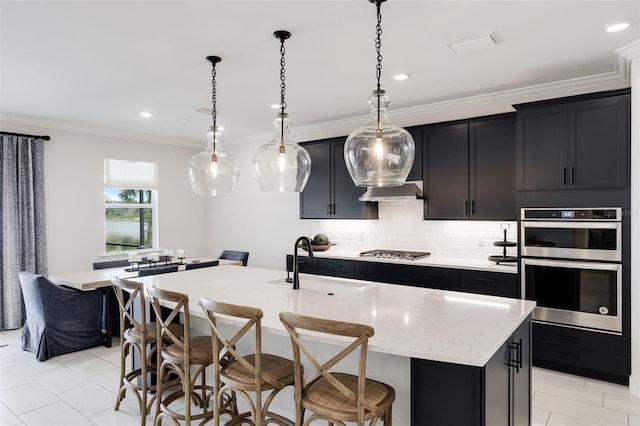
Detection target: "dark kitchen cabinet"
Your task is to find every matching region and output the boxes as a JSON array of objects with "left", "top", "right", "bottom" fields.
[
  {"left": 460, "top": 270, "right": 519, "bottom": 298},
  {"left": 412, "top": 266, "right": 461, "bottom": 291},
  {"left": 317, "top": 258, "right": 354, "bottom": 279},
  {"left": 516, "top": 90, "right": 629, "bottom": 191},
  {"left": 355, "top": 261, "right": 413, "bottom": 285},
  {"left": 406, "top": 125, "right": 423, "bottom": 182},
  {"left": 423, "top": 114, "right": 516, "bottom": 220},
  {"left": 286, "top": 255, "right": 318, "bottom": 274},
  {"left": 412, "top": 316, "right": 531, "bottom": 425},
  {"left": 300, "top": 138, "right": 378, "bottom": 219},
  {"left": 532, "top": 322, "right": 630, "bottom": 384}
]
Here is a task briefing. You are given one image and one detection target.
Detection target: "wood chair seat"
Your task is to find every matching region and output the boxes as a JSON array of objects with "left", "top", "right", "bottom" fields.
[
  {"left": 222, "top": 353, "right": 295, "bottom": 390},
  {"left": 303, "top": 373, "right": 395, "bottom": 421},
  {"left": 123, "top": 322, "right": 183, "bottom": 343},
  {"left": 161, "top": 335, "right": 213, "bottom": 365}
]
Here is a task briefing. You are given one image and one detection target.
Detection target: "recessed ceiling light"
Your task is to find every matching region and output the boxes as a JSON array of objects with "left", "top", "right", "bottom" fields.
[
  {"left": 270, "top": 104, "right": 281, "bottom": 109},
  {"left": 140, "top": 111, "right": 152, "bottom": 118},
  {"left": 606, "top": 22, "right": 630, "bottom": 33},
  {"left": 394, "top": 73, "right": 409, "bottom": 81},
  {"left": 216, "top": 126, "right": 225, "bottom": 132}
]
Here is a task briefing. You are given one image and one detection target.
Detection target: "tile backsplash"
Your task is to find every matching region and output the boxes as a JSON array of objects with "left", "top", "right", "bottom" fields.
[{"left": 311, "top": 199, "right": 517, "bottom": 260}]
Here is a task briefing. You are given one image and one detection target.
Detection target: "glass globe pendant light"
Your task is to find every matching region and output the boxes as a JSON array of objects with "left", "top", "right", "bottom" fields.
[
  {"left": 253, "top": 30, "right": 311, "bottom": 192},
  {"left": 344, "top": 0, "right": 415, "bottom": 187},
  {"left": 188, "top": 56, "right": 239, "bottom": 196}
]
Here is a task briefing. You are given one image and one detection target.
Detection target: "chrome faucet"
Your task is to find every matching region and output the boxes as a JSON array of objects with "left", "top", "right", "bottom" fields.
[{"left": 293, "top": 236, "right": 314, "bottom": 290}]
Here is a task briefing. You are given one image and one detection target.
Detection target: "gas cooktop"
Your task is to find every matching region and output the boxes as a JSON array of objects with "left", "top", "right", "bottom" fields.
[{"left": 359, "top": 249, "right": 431, "bottom": 261}]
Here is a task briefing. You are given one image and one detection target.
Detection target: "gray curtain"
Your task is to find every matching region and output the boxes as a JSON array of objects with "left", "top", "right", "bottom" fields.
[{"left": 0, "top": 135, "right": 48, "bottom": 330}]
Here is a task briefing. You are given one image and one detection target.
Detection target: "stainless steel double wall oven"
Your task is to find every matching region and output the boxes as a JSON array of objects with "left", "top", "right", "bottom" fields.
[{"left": 521, "top": 208, "right": 622, "bottom": 334}]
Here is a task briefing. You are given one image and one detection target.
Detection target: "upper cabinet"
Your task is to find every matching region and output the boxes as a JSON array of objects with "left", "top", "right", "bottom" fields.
[
  {"left": 423, "top": 114, "right": 517, "bottom": 220},
  {"left": 299, "top": 138, "right": 378, "bottom": 219},
  {"left": 406, "top": 125, "right": 423, "bottom": 182},
  {"left": 516, "top": 90, "right": 630, "bottom": 191}
]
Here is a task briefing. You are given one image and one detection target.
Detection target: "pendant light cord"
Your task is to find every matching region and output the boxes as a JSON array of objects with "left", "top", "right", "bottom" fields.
[{"left": 279, "top": 35, "right": 287, "bottom": 148}]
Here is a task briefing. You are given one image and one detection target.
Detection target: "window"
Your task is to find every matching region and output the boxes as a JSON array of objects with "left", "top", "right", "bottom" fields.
[{"left": 104, "top": 159, "right": 158, "bottom": 253}]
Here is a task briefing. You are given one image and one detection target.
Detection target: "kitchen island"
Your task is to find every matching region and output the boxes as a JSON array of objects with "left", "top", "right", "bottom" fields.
[{"left": 139, "top": 264, "right": 535, "bottom": 426}]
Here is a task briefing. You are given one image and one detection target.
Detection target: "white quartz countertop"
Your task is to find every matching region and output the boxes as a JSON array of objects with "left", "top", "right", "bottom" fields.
[
  {"left": 296, "top": 249, "right": 518, "bottom": 273},
  {"left": 140, "top": 265, "right": 534, "bottom": 367}
]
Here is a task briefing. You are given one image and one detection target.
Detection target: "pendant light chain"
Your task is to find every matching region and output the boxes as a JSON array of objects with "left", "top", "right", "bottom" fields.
[
  {"left": 375, "top": 0, "right": 383, "bottom": 133},
  {"left": 210, "top": 60, "right": 218, "bottom": 161},
  {"left": 375, "top": 0, "right": 383, "bottom": 92},
  {"left": 279, "top": 35, "right": 287, "bottom": 150}
]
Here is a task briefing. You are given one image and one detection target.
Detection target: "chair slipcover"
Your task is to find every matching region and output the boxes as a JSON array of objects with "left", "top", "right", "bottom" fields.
[
  {"left": 18, "top": 271, "right": 104, "bottom": 361},
  {"left": 218, "top": 250, "right": 249, "bottom": 266}
]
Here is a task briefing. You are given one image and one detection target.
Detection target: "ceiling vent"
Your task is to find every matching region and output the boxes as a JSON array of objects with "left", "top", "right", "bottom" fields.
[{"left": 448, "top": 34, "right": 496, "bottom": 54}]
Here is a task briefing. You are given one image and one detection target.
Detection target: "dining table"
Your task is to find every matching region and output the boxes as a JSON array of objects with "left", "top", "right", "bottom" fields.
[{"left": 48, "top": 258, "right": 243, "bottom": 346}]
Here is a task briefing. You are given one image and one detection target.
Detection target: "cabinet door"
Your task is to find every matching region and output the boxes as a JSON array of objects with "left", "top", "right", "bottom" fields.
[
  {"left": 568, "top": 95, "right": 629, "bottom": 189},
  {"left": 511, "top": 318, "right": 531, "bottom": 426},
  {"left": 300, "top": 141, "right": 331, "bottom": 218},
  {"left": 469, "top": 116, "right": 516, "bottom": 220},
  {"left": 517, "top": 106, "right": 568, "bottom": 190},
  {"left": 406, "top": 125, "right": 423, "bottom": 182},
  {"left": 354, "top": 261, "right": 413, "bottom": 285},
  {"left": 423, "top": 123, "right": 469, "bottom": 219},
  {"left": 484, "top": 339, "right": 510, "bottom": 426},
  {"left": 331, "top": 138, "right": 373, "bottom": 219},
  {"left": 412, "top": 266, "right": 461, "bottom": 291},
  {"left": 460, "top": 270, "right": 518, "bottom": 298}
]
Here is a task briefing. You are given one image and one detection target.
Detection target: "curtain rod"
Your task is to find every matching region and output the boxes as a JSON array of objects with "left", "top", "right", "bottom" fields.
[{"left": 1, "top": 131, "right": 51, "bottom": 141}]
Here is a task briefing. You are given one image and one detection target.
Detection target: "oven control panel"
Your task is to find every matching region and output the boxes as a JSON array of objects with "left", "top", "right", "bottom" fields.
[{"left": 521, "top": 208, "right": 620, "bottom": 221}]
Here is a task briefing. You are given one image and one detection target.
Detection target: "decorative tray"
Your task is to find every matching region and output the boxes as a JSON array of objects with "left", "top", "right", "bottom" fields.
[{"left": 301, "top": 243, "right": 336, "bottom": 252}]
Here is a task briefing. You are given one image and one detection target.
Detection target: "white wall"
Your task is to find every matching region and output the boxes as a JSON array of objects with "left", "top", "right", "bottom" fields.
[{"left": 2, "top": 124, "right": 209, "bottom": 274}]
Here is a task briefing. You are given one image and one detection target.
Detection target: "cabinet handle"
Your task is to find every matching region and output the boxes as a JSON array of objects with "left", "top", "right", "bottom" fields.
[
  {"left": 508, "top": 342, "right": 521, "bottom": 373},
  {"left": 570, "top": 166, "right": 575, "bottom": 185},
  {"left": 471, "top": 200, "right": 475, "bottom": 215},
  {"left": 332, "top": 204, "right": 336, "bottom": 214},
  {"left": 328, "top": 263, "right": 342, "bottom": 268},
  {"left": 562, "top": 166, "right": 567, "bottom": 185},
  {"left": 464, "top": 201, "right": 469, "bottom": 215},
  {"left": 477, "top": 278, "right": 496, "bottom": 283},
  {"left": 327, "top": 204, "right": 331, "bottom": 214},
  {"left": 426, "top": 273, "right": 443, "bottom": 278}
]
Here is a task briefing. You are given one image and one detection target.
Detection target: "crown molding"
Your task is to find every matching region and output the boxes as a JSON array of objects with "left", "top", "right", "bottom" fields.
[{"left": 0, "top": 113, "right": 195, "bottom": 148}]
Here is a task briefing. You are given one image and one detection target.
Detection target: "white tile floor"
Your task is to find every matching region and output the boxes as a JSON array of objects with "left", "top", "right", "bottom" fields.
[{"left": 1, "top": 327, "right": 639, "bottom": 426}]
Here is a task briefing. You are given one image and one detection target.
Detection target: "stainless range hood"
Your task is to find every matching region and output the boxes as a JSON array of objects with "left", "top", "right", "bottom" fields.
[{"left": 358, "top": 181, "right": 424, "bottom": 202}]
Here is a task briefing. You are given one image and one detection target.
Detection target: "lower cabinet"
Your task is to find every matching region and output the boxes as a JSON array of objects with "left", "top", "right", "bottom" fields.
[
  {"left": 355, "top": 261, "right": 413, "bottom": 285},
  {"left": 532, "top": 322, "right": 630, "bottom": 384},
  {"left": 285, "top": 255, "right": 318, "bottom": 274},
  {"left": 460, "top": 270, "right": 519, "bottom": 298},
  {"left": 412, "top": 317, "right": 531, "bottom": 425},
  {"left": 412, "top": 266, "right": 461, "bottom": 291},
  {"left": 317, "top": 258, "right": 354, "bottom": 279}
]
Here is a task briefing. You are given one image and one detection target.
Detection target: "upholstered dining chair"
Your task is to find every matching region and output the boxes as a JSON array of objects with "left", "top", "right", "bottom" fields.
[
  {"left": 279, "top": 311, "right": 395, "bottom": 426},
  {"left": 137, "top": 264, "right": 179, "bottom": 277},
  {"left": 111, "top": 277, "right": 182, "bottom": 426},
  {"left": 185, "top": 259, "right": 220, "bottom": 270},
  {"left": 218, "top": 250, "right": 250, "bottom": 266},
  {"left": 146, "top": 286, "right": 235, "bottom": 426},
  {"left": 18, "top": 271, "right": 104, "bottom": 361},
  {"left": 199, "top": 298, "right": 295, "bottom": 426}
]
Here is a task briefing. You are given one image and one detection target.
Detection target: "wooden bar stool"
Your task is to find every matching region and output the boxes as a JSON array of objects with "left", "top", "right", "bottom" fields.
[
  {"left": 111, "top": 277, "right": 183, "bottom": 426},
  {"left": 199, "top": 298, "right": 295, "bottom": 426},
  {"left": 279, "top": 312, "right": 395, "bottom": 426},
  {"left": 147, "top": 286, "right": 218, "bottom": 426}
]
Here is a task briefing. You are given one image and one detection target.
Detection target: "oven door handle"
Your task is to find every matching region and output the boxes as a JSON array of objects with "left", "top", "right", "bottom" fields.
[
  {"left": 521, "top": 221, "right": 620, "bottom": 229},
  {"left": 521, "top": 258, "right": 621, "bottom": 271}
]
